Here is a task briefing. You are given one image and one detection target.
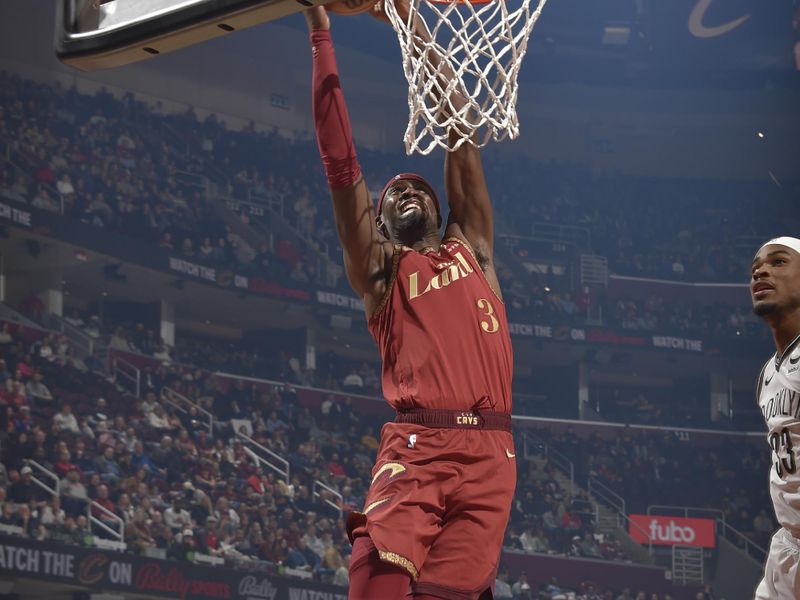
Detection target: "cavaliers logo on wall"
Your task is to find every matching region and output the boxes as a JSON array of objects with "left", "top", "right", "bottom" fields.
[{"left": 78, "top": 554, "right": 109, "bottom": 585}]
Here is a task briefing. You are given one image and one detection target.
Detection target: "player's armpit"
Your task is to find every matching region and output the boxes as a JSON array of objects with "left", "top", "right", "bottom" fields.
[
  {"left": 330, "top": 179, "right": 392, "bottom": 307},
  {"left": 443, "top": 221, "right": 503, "bottom": 301}
]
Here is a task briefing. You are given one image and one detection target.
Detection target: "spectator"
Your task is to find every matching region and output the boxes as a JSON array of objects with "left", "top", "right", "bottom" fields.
[
  {"left": 0, "top": 324, "right": 14, "bottom": 346},
  {"left": 52, "top": 404, "right": 80, "bottom": 433},
  {"left": 495, "top": 567, "right": 514, "bottom": 599},
  {"left": 126, "top": 508, "right": 157, "bottom": 553},
  {"left": 25, "top": 373, "right": 52, "bottom": 402},
  {"left": 9, "top": 466, "right": 39, "bottom": 504},
  {"left": 54, "top": 450, "right": 79, "bottom": 479},
  {"left": 169, "top": 528, "right": 197, "bottom": 562},
  {"left": 91, "top": 484, "right": 117, "bottom": 527},
  {"left": 59, "top": 469, "right": 89, "bottom": 515},
  {"left": 285, "top": 538, "right": 319, "bottom": 570},
  {"left": 0, "top": 502, "right": 19, "bottom": 526},
  {"left": 332, "top": 553, "right": 349, "bottom": 587},
  {"left": 164, "top": 497, "right": 191, "bottom": 533},
  {"left": 341, "top": 368, "right": 363, "bottom": 391},
  {"left": 576, "top": 533, "right": 604, "bottom": 559},
  {"left": 56, "top": 173, "right": 75, "bottom": 198},
  {"left": 31, "top": 187, "right": 59, "bottom": 212},
  {"left": 511, "top": 572, "right": 533, "bottom": 599},
  {"left": 17, "top": 503, "right": 41, "bottom": 538},
  {"left": 148, "top": 404, "right": 171, "bottom": 430},
  {"left": 94, "top": 446, "right": 121, "bottom": 485},
  {"left": 117, "top": 493, "right": 135, "bottom": 524},
  {"left": 40, "top": 496, "right": 66, "bottom": 528}
]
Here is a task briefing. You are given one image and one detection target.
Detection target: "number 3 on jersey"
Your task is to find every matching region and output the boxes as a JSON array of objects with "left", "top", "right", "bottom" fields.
[
  {"left": 477, "top": 298, "right": 499, "bottom": 333},
  {"left": 770, "top": 427, "right": 797, "bottom": 478}
]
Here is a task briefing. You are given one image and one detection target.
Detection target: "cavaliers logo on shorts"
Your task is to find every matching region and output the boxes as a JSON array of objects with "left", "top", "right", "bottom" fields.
[{"left": 361, "top": 461, "right": 407, "bottom": 517}]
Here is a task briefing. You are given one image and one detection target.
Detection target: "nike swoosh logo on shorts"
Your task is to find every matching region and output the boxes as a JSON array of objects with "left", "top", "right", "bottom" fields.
[
  {"left": 791, "top": 356, "right": 799, "bottom": 365},
  {"left": 505, "top": 449, "right": 515, "bottom": 458}
]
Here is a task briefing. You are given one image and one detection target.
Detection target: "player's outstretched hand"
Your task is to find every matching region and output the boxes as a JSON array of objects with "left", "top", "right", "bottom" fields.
[
  {"left": 304, "top": 5, "right": 330, "bottom": 31},
  {"left": 371, "top": 0, "right": 411, "bottom": 24}
]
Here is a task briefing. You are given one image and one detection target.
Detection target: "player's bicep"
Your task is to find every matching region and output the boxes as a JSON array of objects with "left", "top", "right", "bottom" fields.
[{"left": 330, "top": 178, "right": 388, "bottom": 297}]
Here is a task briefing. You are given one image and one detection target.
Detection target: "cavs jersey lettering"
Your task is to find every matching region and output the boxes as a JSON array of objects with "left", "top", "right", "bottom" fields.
[
  {"left": 368, "top": 237, "right": 513, "bottom": 413},
  {"left": 758, "top": 334, "right": 800, "bottom": 538}
]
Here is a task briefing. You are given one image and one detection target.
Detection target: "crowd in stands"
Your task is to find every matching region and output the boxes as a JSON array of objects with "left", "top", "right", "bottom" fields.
[
  {"left": 493, "top": 571, "right": 717, "bottom": 600},
  {"left": 0, "top": 70, "right": 779, "bottom": 352},
  {"left": 54, "top": 303, "right": 766, "bottom": 431},
  {"left": 1, "top": 70, "right": 798, "bottom": 326},
  {"left": 10, "top": 316, "right": 753, "bottom": 592},
  {"left": 503, "top": 457, "right": 627, "bottom": 562},
  {"left": 0, "top": 320, "right": 360, "bottom": 585},
  {"left": 0, "top": 311, "right": 758, "bottom": 598},
  {"left": 500, "top": 275, "right": 768, "bottom": 345},
  {"left": 529, "top": 425, "right": 772, "bottom": 549},
  {"left": 0, "top": 68, "right": 780, "bottom": 596},
  {"left": 0, "top": 71, "right": 305, "bottom": 285},
  {"left": 62, "top": 305, "right": 383, "bottom": 396}
]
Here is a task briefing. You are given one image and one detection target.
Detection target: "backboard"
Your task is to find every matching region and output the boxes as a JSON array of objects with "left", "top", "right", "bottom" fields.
[{"left": 56, "top": 0, "right": 324, "bottom": 71}]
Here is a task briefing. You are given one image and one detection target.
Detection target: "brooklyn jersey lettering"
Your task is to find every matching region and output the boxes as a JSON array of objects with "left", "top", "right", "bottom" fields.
[
  {"left": 368, "top": 237, "right": 513, "bottom": 413},
  {"left": 758, "top": 334, "right": 800, "bottom": 537}
]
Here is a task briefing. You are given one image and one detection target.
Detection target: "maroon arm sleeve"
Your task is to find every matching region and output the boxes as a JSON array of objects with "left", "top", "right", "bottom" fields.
[{"left": 310, "top": 29, "right": 362, "bottom": 189}]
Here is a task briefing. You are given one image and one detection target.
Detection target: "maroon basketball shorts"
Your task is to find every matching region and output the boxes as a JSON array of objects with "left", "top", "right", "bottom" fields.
[{"left": 347, "top": 410, "right": 516, "bottom": 600}]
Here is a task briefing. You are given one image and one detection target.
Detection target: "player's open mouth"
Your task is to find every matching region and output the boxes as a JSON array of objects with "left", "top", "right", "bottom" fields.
[
  {"left": 753, "top": 284, "right": 774, "bottom": 298},
  {"left": 399, "top": 198, "right": 423, "bottom": 213}
]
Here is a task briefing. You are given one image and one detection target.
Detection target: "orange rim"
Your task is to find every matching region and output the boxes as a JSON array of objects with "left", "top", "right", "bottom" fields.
[{"left": 427, "top": 0, "right": 495, "bottom": 4}]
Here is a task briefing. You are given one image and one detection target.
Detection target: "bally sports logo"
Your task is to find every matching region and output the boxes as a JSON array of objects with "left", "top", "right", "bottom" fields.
[{"left": 628, "top": 515, "right": 716, "bottom": 548}]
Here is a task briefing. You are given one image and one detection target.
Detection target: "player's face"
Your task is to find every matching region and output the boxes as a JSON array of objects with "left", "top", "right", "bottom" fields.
[
  {"left": 380, "top": 179, "right": 439, "bottom": 241},
  {"left": 750, "top": 244, "right": 800, "bottom": 317}
]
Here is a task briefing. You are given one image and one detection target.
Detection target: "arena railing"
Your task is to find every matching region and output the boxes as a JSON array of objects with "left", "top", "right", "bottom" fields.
[
  {"left": 646, "top": 505, "right": 726, "bottom": 528},
  {"left": 26, "top": 460, "right": 59, "bottom": 497},
  {"left": 520, "top": 431, "right": 575, "bottom": 496},
  {"left": 589, "top": 478, "right": 660, "bottom": 560},
  {"left": 214, "top": 371, "right": 386, "bottom": 412},
  {"left": 510, "top": 413, "right": 763, "bottom": 438},
  {"left": 112, "top": 355, "right": 141, "bottom": 398},
  {"left": 0, "top": 304, "right": 46, "bottom": 331},
  {"left": 160, "top": 386, "right": 215, "bottom": 435},
  {"left": 237, "top": 430, "right": 290, "bottom": 483},
  {"left": 87, "top": 500, "right": 125, "bottom": 544},
  {"left": 506, "top": 223, "right": 592, "bottom": 248},
  {"left": 45, "top": 313, "right": 97, "bottom": 358},
  {"left": 312, "top": 480, "right": 343, "bottom": 519},
  {"left": 616, "top": 511, "right": 654, "bottom": 558},
  {"left": 716, "top": 520, "right": 767, "bottom": 564},
  {"left": 588, "top": 476, "right": 626, "bottom": 519},
  {"left": 174, "top": 170, "right": 210, "bottom": 195}
]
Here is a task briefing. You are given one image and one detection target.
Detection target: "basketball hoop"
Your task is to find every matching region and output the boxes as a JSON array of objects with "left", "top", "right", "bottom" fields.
[{"left": 384, "top": 0, "right": 548, "bottom": 155}]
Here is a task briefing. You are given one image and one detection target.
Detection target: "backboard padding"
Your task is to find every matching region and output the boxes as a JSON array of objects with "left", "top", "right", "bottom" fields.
[{"left": 56, "top": 0, "right": 323, "bottom": 71}]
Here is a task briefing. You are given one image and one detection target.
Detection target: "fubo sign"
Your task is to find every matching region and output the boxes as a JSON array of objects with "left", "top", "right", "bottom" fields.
[{"left": 628, "top": 515, "right": 716, "bottom": 548}]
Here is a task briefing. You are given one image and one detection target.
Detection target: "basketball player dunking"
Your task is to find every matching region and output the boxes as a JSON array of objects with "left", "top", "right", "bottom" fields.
[
  {"left": 752, "top": 236, "right": 800, "bottom": 599},
  {"left": 305, "top": 3, "right": 515, "bottom": 599}
]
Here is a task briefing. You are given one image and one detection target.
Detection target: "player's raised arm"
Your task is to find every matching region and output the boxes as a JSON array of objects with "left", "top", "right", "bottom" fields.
[
  {"left": 430, "top": 38, "right": 498, "bottom": 295},
  {"left": 443, "top": 134, "right": 495, "bottom": 272},
  {"left": 306, "top": 7, "right": 391, "bottom": 307},
  {"left": 374, "top": 2, "right": 498, "bottom": 291}
]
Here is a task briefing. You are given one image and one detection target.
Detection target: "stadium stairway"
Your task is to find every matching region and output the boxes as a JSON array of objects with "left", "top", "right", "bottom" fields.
[{"left": 521, "top": 433, "right": 656, "bottom": 566}]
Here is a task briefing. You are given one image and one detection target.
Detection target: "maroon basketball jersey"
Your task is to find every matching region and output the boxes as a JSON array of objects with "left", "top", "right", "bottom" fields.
[{"left": 368, "top": 237, "right": 513, "bottom": 413}]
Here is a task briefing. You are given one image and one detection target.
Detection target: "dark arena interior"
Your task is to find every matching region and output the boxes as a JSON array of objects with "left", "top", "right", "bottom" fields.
[{"left": 0, "top": 0, "right": 798, "bottom": 599}]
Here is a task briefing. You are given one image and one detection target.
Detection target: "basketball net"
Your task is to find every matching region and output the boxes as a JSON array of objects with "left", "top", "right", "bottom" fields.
[{"left": 384, "top": 0, "right": 548, "bottom": 155}]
